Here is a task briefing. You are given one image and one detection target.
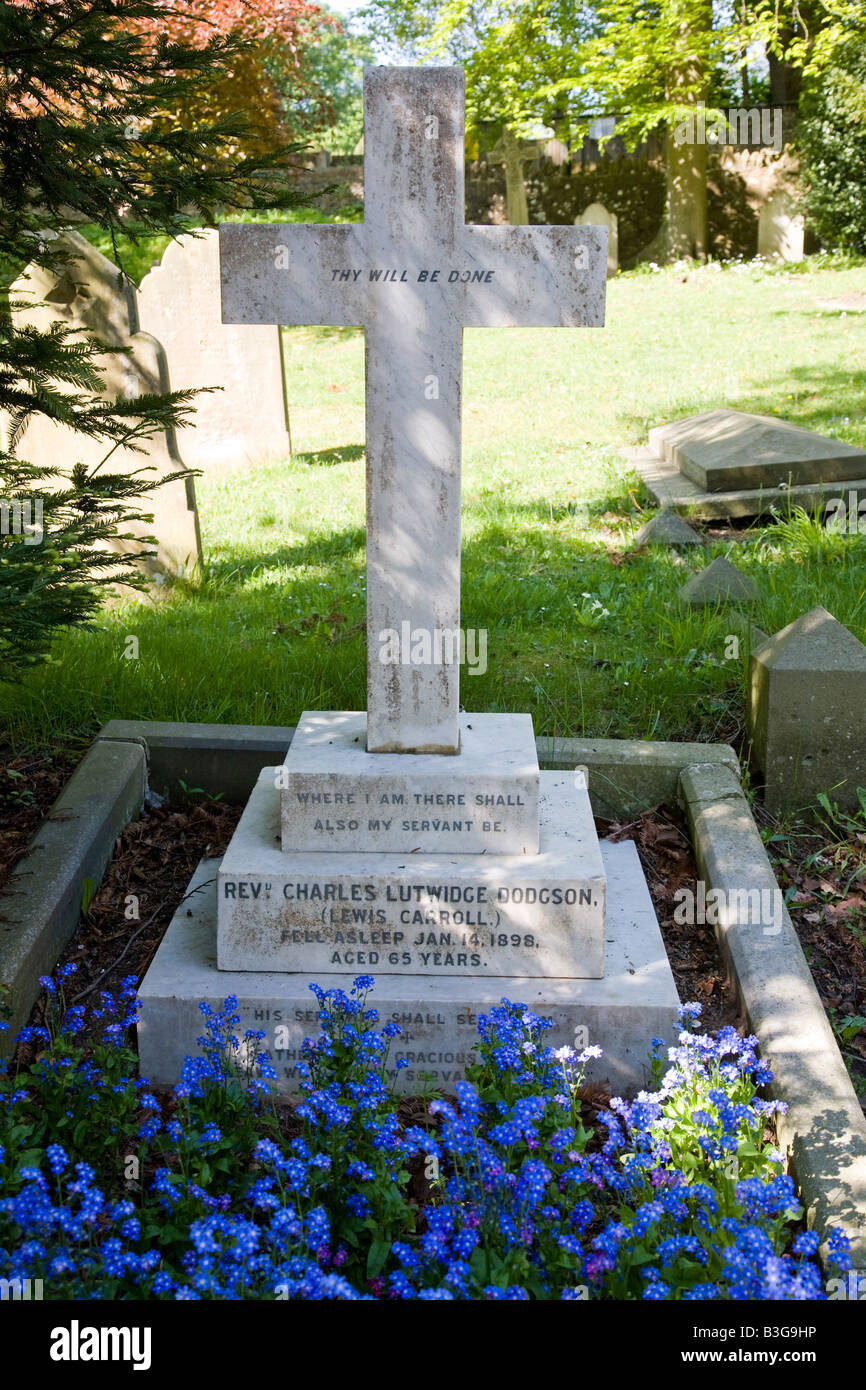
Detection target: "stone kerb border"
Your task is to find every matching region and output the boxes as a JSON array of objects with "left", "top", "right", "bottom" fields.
[
  {"left": 679, "top": 762, "right": 866, "bottom": 1272},
  {"left": 100, "top": 719, "right": 298, "bottom": 806},
  {"left": 0, "top": 739, "right": 146, "bottom": 1046},
  {"left": 2, "top": 719, "right": 865, "bottom": 1270},
  {"left": 536, "top": 735, "right": 740, "bottom": 819}
]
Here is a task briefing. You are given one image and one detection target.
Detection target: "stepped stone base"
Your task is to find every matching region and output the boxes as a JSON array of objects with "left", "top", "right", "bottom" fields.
[
  {"left": 137, "top": 839, "right": 679, "bottom": 1098},
  {"left": 218, "top": 771, "right": 605, "bottom": 978},
  {"left": 281, "top": 710, "right": 541, "bottom": 855},
  {"left": 629, "top": 445, "right": 866, "bottom": 522}
]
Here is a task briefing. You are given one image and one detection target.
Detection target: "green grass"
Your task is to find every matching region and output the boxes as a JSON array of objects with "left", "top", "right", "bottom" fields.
[{"left": 3, "top": 252, "right": 866, "bottom": 751}]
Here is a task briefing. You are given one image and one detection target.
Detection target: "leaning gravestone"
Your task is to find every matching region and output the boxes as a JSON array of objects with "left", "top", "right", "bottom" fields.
[
  {"left": 628, "top": 408, "right": 866, "bottom": 521},
  {"left": 138, "top": 230, "right": 291, "bottom": 469},
  {"left": 138, "top": 67, "right": 678, "bottom": 1097},
  {"left": 576, "top": 202, "right": 618, "bottom": 277},
  {"left": 10, "top": 232, "right": 202, "bottom": 578}
]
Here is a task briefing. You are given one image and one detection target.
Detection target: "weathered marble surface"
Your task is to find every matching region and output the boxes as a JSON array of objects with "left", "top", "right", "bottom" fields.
[
  {"left": 139, "top": 230, "right": 290, "bottom": 469},
  {"left": 220, "top": 68, "right": 606, "bottom": 753},
  {"left": 280, "top": 710, "right": 540, "bottom": 854},
  {"left": 138, "top": 839, "right": 677, "bottom": 1097},
  {"left": 218, "top": 769, "right": 605, "bottom": 979}
]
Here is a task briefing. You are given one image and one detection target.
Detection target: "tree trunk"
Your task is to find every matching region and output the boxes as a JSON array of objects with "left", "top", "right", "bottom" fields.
[
  {"left": 768, "top": 0, "right": 826, "bottom": 105},
  {"left": 664, "top": 132, "right": 708, "bottom": 260},
  {"left": 768, "top": 46, "right": 803, "bottom": 105},
  {"left": 663, "top": 1, "right": 710, "bottom": 261},
  {"left": 501, "top": 124, "right": 529, "bottom": 225},
  {"left": 739, "top": 2, "right": 751, "bottom": 103}
]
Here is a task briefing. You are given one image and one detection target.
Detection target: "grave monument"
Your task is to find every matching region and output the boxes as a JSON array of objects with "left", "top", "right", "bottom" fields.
[
  {"left": 8, "top": 231, "right": 202, "bottom": 578},
  {"left": 629, "top": 408, "right": 866, "bottom": 520},
  {"left": 757, "top": 189, "right": 805, "bottom": 263},
  {"left": 138, "top": 68, "right": 678, "bottom": 1096},
  {"left": 576, "top": 203, "right": 619, "bottom": 277},
  {"left": 138, "top": 231, "right": 292, "bottom": 470}
]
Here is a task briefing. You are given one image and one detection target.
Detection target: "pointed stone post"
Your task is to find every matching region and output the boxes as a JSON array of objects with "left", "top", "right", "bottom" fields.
[{"left": 748, "top": 606, "right": 866, "bottom": 813}]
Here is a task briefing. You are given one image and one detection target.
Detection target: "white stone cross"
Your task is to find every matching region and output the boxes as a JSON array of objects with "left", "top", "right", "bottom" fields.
[{"left": 220, "top": 67, "right": 607, "bottom": 755}]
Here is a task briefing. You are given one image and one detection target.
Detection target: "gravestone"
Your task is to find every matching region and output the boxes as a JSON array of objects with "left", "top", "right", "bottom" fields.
[
  {"left": 220, "top": 68, "right": 608, "bottom": 755},
  {"left": 649, "top": 410, "right": 866, "bottom": 491},
  {"left": 629, "top": 408, "right": 866, "bottom": 521},
  {"left": 138, "top": 67, "right": 679, "bottom": 1097},
  {"left": 748, "top": 606, "right": 866, "bottom": 813},
  {"left": 576, "top": 202, "right": 618, "bottom": 277},
  {"left": 138, "top": 231, "right": 291, "bottom": 469},
  {"left": 9, "top": 232, "right": 202, "bottom": 578},
  {"left": 758, "top": 190, "right": 804, "bottom": 263}
]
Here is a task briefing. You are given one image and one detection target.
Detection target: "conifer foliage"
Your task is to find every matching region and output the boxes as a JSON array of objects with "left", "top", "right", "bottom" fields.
[{"left": 0, "top": 0, "right": 309, "bottom": 676}]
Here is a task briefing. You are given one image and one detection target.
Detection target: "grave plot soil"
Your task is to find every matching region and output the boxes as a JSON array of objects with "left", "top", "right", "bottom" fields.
[
  {"left": 599, "top": 807, "right": 741, "bottom": 1036},
  {"left": 0, "top": 743, "right": 85, "bottom": 891},
  {"left": 767, "top": 821, "right": 866, "bottom": 1111},
  {"left": 34, "top": 797, "right": 739, "bottom": 1049},
  {"left": 40, "top": 799, "right": 242, "bottom": 1033}
]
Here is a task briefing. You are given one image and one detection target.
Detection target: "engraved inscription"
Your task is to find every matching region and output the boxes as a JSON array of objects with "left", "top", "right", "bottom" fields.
[
  {"left": 265, "top": 1005, "right": 485, "bottom": 1089},
  {"left": 328, "top": 267, "right": 497, "bottom": 284},
  {"left": 221, "top": 874, "right": 598, "bottom": 975},
  {"left": 288, "top": 780, "right": 528, "bottom": 845}
]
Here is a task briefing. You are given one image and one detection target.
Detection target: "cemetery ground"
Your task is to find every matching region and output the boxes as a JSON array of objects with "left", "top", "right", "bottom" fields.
[
  {"left": 2, "top": 248, "right": 866, "bottom": 1096},
  {"left": 2, "top": 250, "right": 865, "bottom": 751},
  {"left": 2, "top": 246, "right": 866, "bottom": 1303}
]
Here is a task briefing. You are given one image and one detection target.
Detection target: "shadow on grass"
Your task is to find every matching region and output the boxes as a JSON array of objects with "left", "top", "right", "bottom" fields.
[
  {"left": 12, "top": 470, "right": 866, "bottom": 746},
  {"left": 468, "top": 485, "right": 644, "bottom": 532},
  {"left": 202, "top": 524, "right": 367, "bottom": 588},
  {"left": 295, "top": 445, "right": 366, "bottom": 467}
]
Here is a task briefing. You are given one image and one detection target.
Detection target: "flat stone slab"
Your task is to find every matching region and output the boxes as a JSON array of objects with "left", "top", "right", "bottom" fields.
[
  {"left": 628, "top": 444, "right": 866, "bottom": 522},
  {"left": 648, "top": 409, "right": 866, "bottom": 493},
  {"left": 220, "top": 770, "right": 604, "bottom": 978},
  {"left": 281, "top": 710, "right": 539, "bottom": 854},
  {"left": 138, "top": 840, "right": 678, "bottom": 1097}
]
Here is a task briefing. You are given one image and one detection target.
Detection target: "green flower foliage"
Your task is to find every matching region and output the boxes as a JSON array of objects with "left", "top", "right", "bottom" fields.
[{"left": 0, "top": 976, "right": 852, "bottom": 1299}]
